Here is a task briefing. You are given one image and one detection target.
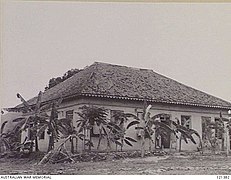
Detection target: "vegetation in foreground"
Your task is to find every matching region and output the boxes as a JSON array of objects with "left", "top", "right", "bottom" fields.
[{"left": 1, "top": 152, "right": 231, "bottom": 175}]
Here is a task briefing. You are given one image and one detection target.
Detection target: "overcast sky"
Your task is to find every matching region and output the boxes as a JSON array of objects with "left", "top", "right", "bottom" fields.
[{"left": 1, "top": 1, "right": 231, "bottom": 109}]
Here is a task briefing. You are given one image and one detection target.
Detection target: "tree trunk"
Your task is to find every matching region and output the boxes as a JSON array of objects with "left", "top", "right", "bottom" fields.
[
  {"left": 179, "top": 135, "right": 182, "bottom": 152},
  {"left": 47, "top": 135, "right": 54, "bottom": 153},
  {"left": 97, "top": 136, "right": 102, "bottom": 150},
  {"left": 70, "top": 137, "right": 74, "bottom": 154},
  {"left": 149, "top": 138, "right": 152, "bottom": 152},
  {"left": 153, "top": 126, "right": 156, "bottom": 151},
  {"left": 38, "top": 150, "right": 55, "bottom": 165},
  {"left": 222, "top": 132, "right": 225, "bottom": 151},
  {"left": 35, "top": 137, "right": 39, "bottom": 152},
  {"left": 75, "top": 137, "right": 78, "bottom": 153},
  {"left": 198, "top": 136, "right": 203, "bottom": 154},
  {"left": 97, "top": 125, "right": 102, "bottom": 150},
  {"left": 169, "top": 134, "right": 172, "bottom": 153},
  {"left": 29, "top": 142, "right": 33, "bottom": 153},
  {"left": 83, "top": 128, "right": 86, "bottom": 152},
  {"left": 141, "top": 133, "right": 145, "bottom": 158},
  {"left": 139, "top": 119, "right": 146, "bottom": 157},
  {"left": 226, "top": 126, "right": 230, "bottom": 156},
  {"left": 88, "top": 129, "right": 92, "bottom": 151}
]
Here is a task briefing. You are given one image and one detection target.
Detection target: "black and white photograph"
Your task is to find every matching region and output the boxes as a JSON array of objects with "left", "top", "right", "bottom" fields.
[{"left": 1, "top": 0, "right": 231, "bottom": 176}]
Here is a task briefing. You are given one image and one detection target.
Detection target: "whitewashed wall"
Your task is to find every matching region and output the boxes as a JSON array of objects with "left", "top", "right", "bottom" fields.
[{"left": 26, "top": 96, "right": 230, "bottom": 153}]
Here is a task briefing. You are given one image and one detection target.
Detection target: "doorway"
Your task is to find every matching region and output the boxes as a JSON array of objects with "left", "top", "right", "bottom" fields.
[{"left": 155, "top": 114, "right": 171, "bottom": 149}]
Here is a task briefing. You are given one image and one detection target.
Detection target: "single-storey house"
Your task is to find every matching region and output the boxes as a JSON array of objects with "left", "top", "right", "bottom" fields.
[{"left": 5, "top": 62, "right": 231, "bottom": 153}]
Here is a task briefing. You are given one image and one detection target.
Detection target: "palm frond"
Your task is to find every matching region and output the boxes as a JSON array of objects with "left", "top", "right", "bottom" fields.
[
  {"left": 102, "top": 126, "right": 109, "bottom": 136},
  {"left": 0, "top": 136, "right": 10, "bottom": 150},
  {"left": 37, "top": 124, "right": 48, "bottom": 138},
  {"left": 21, "top": 116, "right": 33, "bottom": 131},
  {"left": 16, "top": 93, "right": 33, "bottom": 112},
  {"left": 124, "top": 113, "right": 140, "bottom": 120},
  {"left": 126, "top": 120, "right": 140, "bottom": 129},
  {"left": 35, "top": 91, "right": 42, "bottom": 114},
  {"left": 125, "top": 136, "right": 137, "bottom": 142},
  {"left": 181, "top": 134, "right": 188, "bottom": 144},
  {"left": 57, "top": 124, "right": 70, "bottom": 138},
  {"left": 154, "top": 121, "right": 175, "bottom": 135},
  {"left": 177, "top": 127, "right": 197, "bottom": 144},
  {"left": 107, "top": 122, "right": 122, "bottom": 132},
  {"left": 1, "top": 121, "right": 8, "bottom": 134},
  {"left": 114, "top": 140, "right": 123, "bottom": 147},
  {"left": 124, "top": 139, "right": 133, "bottom": 146},
  {"left": 39, "top": 104, "right": 52, "bottom": 112}
]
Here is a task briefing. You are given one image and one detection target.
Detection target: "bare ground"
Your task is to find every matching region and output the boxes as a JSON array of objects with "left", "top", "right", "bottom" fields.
[{"left": 1, "top": 154, "right": 231, "bottom": 175}]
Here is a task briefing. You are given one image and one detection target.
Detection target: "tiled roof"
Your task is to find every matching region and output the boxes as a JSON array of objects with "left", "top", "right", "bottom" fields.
[{"left": 15, "top": 62, "right": 231, "bottom": 109}]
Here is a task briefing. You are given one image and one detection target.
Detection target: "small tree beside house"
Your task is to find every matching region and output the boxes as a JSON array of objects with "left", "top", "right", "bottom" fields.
[
  {"left": 3, "top": 92, "right": 78, "bottom": 155},
  {"left": 132, "top": 103, "right": 202, "bottom": 156},
  {"left": 202, "top": 112, "right": 231, "bottom": 154},
  {"left": 76, "top": 105, "right": 139, "bottom": 152}
]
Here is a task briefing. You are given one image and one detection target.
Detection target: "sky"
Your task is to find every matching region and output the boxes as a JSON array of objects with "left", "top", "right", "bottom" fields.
[{"left": 1, "top": 1, "right": 231, "bottom": 109}]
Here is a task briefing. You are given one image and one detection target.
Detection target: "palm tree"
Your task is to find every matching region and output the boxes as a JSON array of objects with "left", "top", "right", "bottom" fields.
[
  {"left": 77, "top": 106, "right": 139, "bottom": 152},
  {"left": 131, "top": 102, "right": 201, "bottom": 156},
  {"left": 16, "top": 91, "right": 46, "bottom": 152},
  {"left": 35, "top": 99, "right": 78, "bottom": 153},
  {"left": 0, "top": 117, "right": 26, "bottom": 153},
  {"left": 150, "top": 113, "right": 176, "bottom": 150},
  {"left": 16, "top": 92, "right": 69, "bottom": 153},
  {"left": 218, "top": 112, "right": 230, "bottom": 152},
  {"left": 173, "top": 118, "right": 202, "bottom": 152},
  {"left": 204, "top": 112, "right": 230, "bottom": 154},
  {"left": 133, "top": 104, "right": 175, "bottom": 157},
  {"left": 109, "top": 111, "right": 139, "bottom": 151},
  {"left": 77, "top": 105, "right": 108, "bottom": 151}
]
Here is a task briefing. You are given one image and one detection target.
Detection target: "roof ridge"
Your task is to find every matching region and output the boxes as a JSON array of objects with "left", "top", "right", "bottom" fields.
[{"left": 93, "top": 61, "right": 155, "bottom": 73}]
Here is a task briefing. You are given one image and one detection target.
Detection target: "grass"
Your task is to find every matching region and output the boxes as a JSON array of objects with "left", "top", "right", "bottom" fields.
[{"left": 0, "top": 152, "right": 231, "bottom": 175}]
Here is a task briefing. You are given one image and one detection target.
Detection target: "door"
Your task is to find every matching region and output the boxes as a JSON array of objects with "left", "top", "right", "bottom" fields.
[
  {"left": 160, "top": 117, "right": 171, "bottom": 148},
  {"left": 155, "top": 114, "right": 171, "bottom": 149}
]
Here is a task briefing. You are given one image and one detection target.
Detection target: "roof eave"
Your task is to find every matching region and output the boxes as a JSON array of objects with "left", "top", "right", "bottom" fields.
[
  {"left": 7, "top": 92, "right": 231, "bottom": 112},
  {"left": 81, "top": 93, "right": 231, "bottom": 110}
]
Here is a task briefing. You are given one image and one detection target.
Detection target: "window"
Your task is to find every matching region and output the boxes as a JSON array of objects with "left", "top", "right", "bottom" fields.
[
  {"left": 90, "top": 110, "right": 119, "bottom": 138},
  {"left": 201, "top": 116, "right": 211, "bottom": 140},
  {"left": 160, "top": 114, "right": 171, "bottom": 122},
  {"left": 136, "top": 111, "right": 144, "bottom": 121},
  {"left": 58, "top": 111, "right": 64, "bottom": 117},
  {"left": 181, "top": 115, "right": 191, "bottom": 129},
  {"left": 90, "top": 123, "right": 101, "bottom": 137},
  {"left": 39, "top": 131, "right": 45, "bottom": 140},
  {"left": 27, "top": 123, "right": 34, "bottom": 140},
  {"left": 159, "top": 114, "right": 171, "bottom": 148},
  {"left": 27, "top": 129, "right": 33, "bottom": 140},
  {"left": 110, "top": 110, "right": 124, "bottom": 123},
  {"left": 66, "top": 110, "right": 74, "bottom": 120}
]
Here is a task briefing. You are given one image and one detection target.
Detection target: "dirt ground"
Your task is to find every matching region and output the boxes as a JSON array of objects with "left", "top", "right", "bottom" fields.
[{"left": 1, "top": 154, "right": 231, "bottom": 175}]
